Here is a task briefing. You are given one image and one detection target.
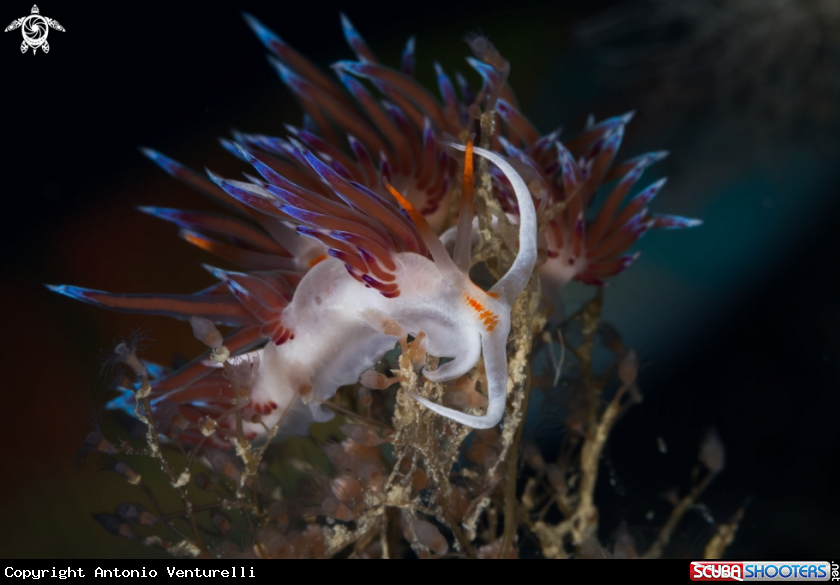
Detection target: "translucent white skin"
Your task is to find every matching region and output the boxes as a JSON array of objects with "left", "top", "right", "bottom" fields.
[{"left": 223, "top": 145, "right": 537, "bottom": 436}]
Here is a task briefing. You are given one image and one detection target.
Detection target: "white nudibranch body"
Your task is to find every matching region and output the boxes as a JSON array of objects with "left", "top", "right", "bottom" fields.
[
  {"left": 58, "top": 142, "right": 537, "bottom": 444},
  {"left": 230, "top": 145, "right": 537, "bottom": 437}
]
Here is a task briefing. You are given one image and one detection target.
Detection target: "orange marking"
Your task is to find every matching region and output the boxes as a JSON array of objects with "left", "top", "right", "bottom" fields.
[
  {"left": 309, "top": 254, "right": 327, "bottom": 268},
  {"left": 182, "top": 231, "right": 212, "bottom": 252},
  {"left": 464, "top": 294, "right": 499, "bottom": 333},
  {"left": 384, "top": 180, "right": 437, "bottom": 240},
  {"left": 461, "top": 140, "right": 474, "bottom": 211},
  {"left": 486, "top": 291, "right": 499, "bottom": 299}
]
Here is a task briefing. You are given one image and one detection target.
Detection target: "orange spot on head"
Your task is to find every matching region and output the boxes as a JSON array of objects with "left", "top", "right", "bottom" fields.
[
  {"left": 464, "top": 294, "right": 499, "bottom": 333},
  {"left": 466, "top": 297, "right": 485, "bottom": 312}
]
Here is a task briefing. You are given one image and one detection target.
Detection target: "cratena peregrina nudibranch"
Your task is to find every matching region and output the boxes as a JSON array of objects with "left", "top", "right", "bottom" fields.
[
  {"left": 49, "top": 135, "right": 535, "bottom": 444},
  {"left": 48, "top": 13, "right": 698, "bottom": 447}
]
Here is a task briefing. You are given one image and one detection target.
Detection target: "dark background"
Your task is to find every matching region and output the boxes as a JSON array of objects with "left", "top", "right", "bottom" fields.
[{"left": 2, "top": 0, "right": 838, "bottom": 558}]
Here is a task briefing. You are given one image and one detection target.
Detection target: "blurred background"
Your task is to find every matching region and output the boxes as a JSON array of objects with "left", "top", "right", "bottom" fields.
[{"left": 2, "top": 0, "right": 838, "bottom": 558}]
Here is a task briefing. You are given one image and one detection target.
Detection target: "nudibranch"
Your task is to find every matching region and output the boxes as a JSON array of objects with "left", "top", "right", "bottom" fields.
[
  {"left": 47, "top": 12, "right": 699, "bottom": 446},
  {"left": 219, "top": 140, "right": 535, "bottom": 432},
  {"left": 49, "top": 138, "right": 536, "bottom": 442}
]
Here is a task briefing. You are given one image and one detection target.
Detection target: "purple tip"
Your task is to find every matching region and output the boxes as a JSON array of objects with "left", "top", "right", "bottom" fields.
[
  {"left": 332, "top": 60, "right": 364, "bottom": 76},
  {"left": 647, "top": 150, "right": 669, "bottom": 164},
  {"left": 45, "top": 284, "right": 92, "bottom": 302},
  {"left": 242, "top": 13, "right": 285, "bottom": 55},
  {"left": 201, "top": 264, "right": 229, "bottom": 280},
  {"left": 205, "top": 168, "right": 224, "bottom": 185},
  {"left": 465, "top": 56, "right": 496, "bottom": 83},
  {"left": 139, "top": 147, "right": 183, "bottom": 177},
  {"left": 654, "top": 215, "right": 703, "bottom": 229},
  {"left": 219, "top": 138, "right": 248, "bottom": 162},
  {"left": 636, "top": 178, "right": 668, "bottom": 205},
  {"left": 268, "top": 56, "right": 304, "bottom": 92},
  {"left": 559, "top": 149, "right": 577, "bottom": 185},
  {"left": 434, "top": 62, "right": 456, "bottom": 107},
  {"left": 401, "top": 37, "right": 415, "bottom": 76},
  {"left": 622, "top": 251, "right": 642, "bottom": 269},
  {"left": 339, "top": 13, "right": 368, "bottom": 59},
  {"left": 137, "top": 205, "right": 162, "bottom": 216},
  {"left": 592, "top": 113, "right": 632, "bottom": 134},
  {"left": 137, "top": 206, "right": 181, "bottom": 222},
  {"left": 606, "top": 124, "right": 625, "bottom": 150}
]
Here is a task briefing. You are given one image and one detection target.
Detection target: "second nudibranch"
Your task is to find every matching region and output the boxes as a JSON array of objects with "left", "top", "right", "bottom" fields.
[{"left": 217, "top": 142, "right": 537, "bottom": 437}]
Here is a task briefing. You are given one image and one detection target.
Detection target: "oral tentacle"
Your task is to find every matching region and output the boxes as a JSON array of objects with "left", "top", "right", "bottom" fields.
[
  {"left": 443, "top": 143, "right": 538, "bottom": 307},
  {"left": 411, "top": 327, "right": 508, "bottom": 429}
]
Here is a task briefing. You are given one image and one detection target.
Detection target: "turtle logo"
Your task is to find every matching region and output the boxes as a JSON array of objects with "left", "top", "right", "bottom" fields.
[{"left": 4, "top": 5, "right": 64, "bottom": 55}]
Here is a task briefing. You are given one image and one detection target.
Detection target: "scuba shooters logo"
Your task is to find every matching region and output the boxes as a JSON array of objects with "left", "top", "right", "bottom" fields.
[{"left": 690, "top": 561, "right": 836, "bottom": 581}]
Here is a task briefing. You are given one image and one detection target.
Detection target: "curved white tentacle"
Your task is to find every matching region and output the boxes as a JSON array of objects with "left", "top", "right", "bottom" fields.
[
  {"left": 421, "top": 330, "right": 482, "bottom": 382},
  {"left": 408, "top": 143, "right": 538, "bottom": 428},
  {"left": 442, "top": 143, "right": 539, "bottom": 307},
  {"left": 411, "top": 327, "right": 508, "bottom": 428}
]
